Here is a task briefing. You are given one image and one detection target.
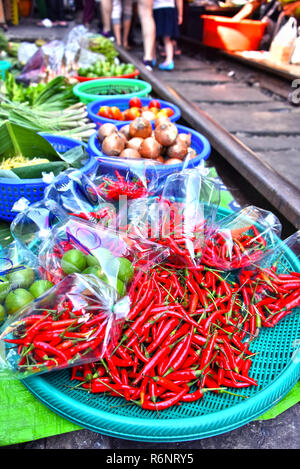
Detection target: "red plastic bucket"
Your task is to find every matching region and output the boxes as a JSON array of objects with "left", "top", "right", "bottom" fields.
[{"left": 201, "top": 15, "right": 267, "bottom": 51}]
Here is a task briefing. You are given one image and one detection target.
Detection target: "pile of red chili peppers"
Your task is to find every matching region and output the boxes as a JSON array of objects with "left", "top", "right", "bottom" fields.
[
  {"left": 95, "top": 170, "right": 149, "bottom": 201},
  {"left": 68, "top": 251, "right": 300, "bottom": 410}
]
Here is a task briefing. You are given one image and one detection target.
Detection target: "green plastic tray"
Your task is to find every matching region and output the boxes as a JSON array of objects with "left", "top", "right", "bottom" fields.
[
  {"left": 22, "top": 207, "right": 300, "bottom": 442},
  {"left": 73, "top": 78, "right": 152, "bottom": 104}
]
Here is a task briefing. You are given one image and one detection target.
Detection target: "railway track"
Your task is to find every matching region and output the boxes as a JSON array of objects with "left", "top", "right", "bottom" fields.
[{"left": 115, "top": 41, "right": 300, "bottom": 234}]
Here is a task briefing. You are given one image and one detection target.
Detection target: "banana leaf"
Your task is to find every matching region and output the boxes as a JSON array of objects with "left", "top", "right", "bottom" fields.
[{"left": 0, "top": 121, "right": 68, "bottom": 178}]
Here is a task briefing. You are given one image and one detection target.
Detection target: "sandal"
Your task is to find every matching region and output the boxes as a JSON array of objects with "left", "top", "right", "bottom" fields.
[
  {"left": 158, "top": 61, "right": 174, "bottom": 71},
  {"left": 37, "top": 19, "right": 53, "bottom": 27},
  {"left": 55, "top": 21, "right": 68, "bottom": 27}
]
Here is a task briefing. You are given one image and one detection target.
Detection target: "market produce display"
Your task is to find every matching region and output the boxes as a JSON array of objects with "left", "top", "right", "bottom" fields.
[
  {"left": 77, "top": 61, "right": 136, "bottom": 79},
  {"left": 96, "top": 116, "right": 197, "bottom": 165},
  {"left": 0, "top": 26, "right": 299, "bottom": 431}
]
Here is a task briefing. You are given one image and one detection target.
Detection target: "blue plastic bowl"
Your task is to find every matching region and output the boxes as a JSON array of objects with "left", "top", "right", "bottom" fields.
[
  {"left": 87, "top": 124, "right": 211, "bottom": 180},
  {"left": 87, "top": 97, "right": 181, "bottom": 128},
  {"left": 0, "top": 135, "right": 97, "bottom": 222}
]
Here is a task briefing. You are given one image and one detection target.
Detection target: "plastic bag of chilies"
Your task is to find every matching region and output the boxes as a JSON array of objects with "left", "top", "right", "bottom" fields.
[
  {"left": 0, "top": 240, "right": 55, "bottom": 324},
  {"left": 43, "top": 167, "right": 117, "bottom": 226},
  {"left": 88, "top": 160, "right": 160, "bottom": 204},
  {"left": 37, "top": 215, "right": 170, "bottom": 297},
  {"left": 237, "top": 230, "right": 300, "bottom": 328},
  {"left": 0, "top": 272, "right": 131, "bottom": 378},
  {"left": 201, "top": 205, "right": 282, "bottom": 271},
  {"left": 118, "top": 167, "right": 222, "bottom": 267}
]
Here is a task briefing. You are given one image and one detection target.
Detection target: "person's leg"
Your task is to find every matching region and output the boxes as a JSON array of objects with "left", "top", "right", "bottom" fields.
[
  {"left": 83, "top": 0, "right": 95, "bottom": 26},
  {"left": 112, "top": 0, "right": 122, "bottom": 44},
  {"left": 159, "top": 36, "right": 174, "bottom": 70},
  {"left": 46, "top": 0, "right": 67, "bottom": 25},
  {"left": 45, "top": 0, "right": 56, "bottom": 21},
  {"left": 163, "top": 36, "right": 173, "bottom": 63},
  {"left": 122, "top": 0, "right": 133, "bottom": 49},
  {"left": 138, "top": 0, "right": 156, "bottom": 65},
  {"left": 100, "top": 0, "right": 113, "bottom": 33}
]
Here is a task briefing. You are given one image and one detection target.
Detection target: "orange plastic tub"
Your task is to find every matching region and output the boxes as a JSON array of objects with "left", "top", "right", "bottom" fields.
[{"left": 201, "top": 15, "right": 267, "bottom": 51}]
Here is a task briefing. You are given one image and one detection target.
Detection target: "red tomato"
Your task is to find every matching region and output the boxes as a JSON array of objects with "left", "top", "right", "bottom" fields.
[
  {"left": 124, "top": 108, "right": 141, "bottom": 120},
  {"left": 149, "top": 99, "right": 161, "bottom": 109},
  {"left": 149, "top": 106, "right": 159, "bottom": 116},
  {"left": 98, "top": 106, "right": 112, "bottom": 119},
  {"left": 164, "top": 107, "right": 174, "bottom": 117},
  {"left": 129, "top": 97, "right": 142, "bottom": 108},
  {"left": 156, "top": 109, "right": 168, "bottom": 118},
  {"left": 110, "top": 106, "right": 124, "bottom": 120}
]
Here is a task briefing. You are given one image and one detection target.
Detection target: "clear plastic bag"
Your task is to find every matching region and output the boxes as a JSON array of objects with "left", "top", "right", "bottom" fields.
[
  {"left": 0, "top": 240, "right": 55, "bottom": 323},
  {"left": 201, "top": 205, "right": 282, "bottom": 271},
  {"left": 44, "top": 167, "right": 117, "bottom": 223},
  {"left": 270, "top": 17, "right": 297, "bottom": 64},
  {"left": 10, "top": 199, "right": 68, "bottom": 256},
  {"left": 37, "top": 216, "right": 170, "bottom": 295},
  {"left": 0, "top": 272, "right": 131, "bottom": 378},
  {"left": 16, "top": 48, "right": 45, "bottom": 84},
  {"left": 90, "top": 162, "right": 159, "bottom": 203},
  {"left": 63, "top": 25, "right": 89, "bottom": 67},
  {"left": 120, "top": 168, "right": 221, "bottom": 267},
  {"left": 17, "top": 42, "right": 39, "bottom": 66}
]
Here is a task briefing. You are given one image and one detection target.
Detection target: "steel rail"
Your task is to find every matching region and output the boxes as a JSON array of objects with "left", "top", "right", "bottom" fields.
[{"left": 115, "top": 44, "right": 300, "bottom": 229}]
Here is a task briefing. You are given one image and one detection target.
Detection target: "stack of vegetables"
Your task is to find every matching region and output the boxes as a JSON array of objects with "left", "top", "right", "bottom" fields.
[
  {"left": 0, "top": 75, "right": 95, "bottom": 140},
  {"left": 77, "top": 61, "right": 136, "bottom": 79},
  {"left": 96, "top": 115, "right": 197, "bottom": 165}
]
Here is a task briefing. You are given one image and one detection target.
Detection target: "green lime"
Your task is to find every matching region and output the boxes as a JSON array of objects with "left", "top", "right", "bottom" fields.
[
  {"left": 29, "top": 280, "right": 54, "bottom": 298},
  {"left": 83, "top": 266, "right": 99, "bottom": 275},
  {"left": 61, "top": 249, "right": 87, "bottom": 274},
  {"left": 86, "top": 254, "right": 100, "bottom": 267},
  {"left": 83, "top": 266, "right": 111, "bottom": 288},
  {"left": 0, "top": 275, "right": 11, "bottom": 303},
  {"left": 6, "top": 266, "right": 35, "bottom": 289},
  {"left": 117, "top": 257, "right": 134, "bottom": 283},
  {"left": 116, "top": 278, "right": 125, "bottom": 296},
  {"left": 5, "top": 288, "right": 34, "bottom": 315},
  {"left": 0, "top": 304, "right": 5, "bottom": 322}
]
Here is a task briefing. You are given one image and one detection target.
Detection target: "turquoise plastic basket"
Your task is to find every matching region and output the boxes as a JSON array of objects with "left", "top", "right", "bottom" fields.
[
  {"left": 21, "top": 206, "right": 300, "bottom": 442},
  {"left": 73, "top": 78, "right": 152, "bottom": 105}
]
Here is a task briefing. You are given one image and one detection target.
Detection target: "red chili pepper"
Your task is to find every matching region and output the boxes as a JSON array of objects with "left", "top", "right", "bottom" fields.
[
  {"left": 133, "top": 343, "right": 174, "bottom": 385},
  {"left": 141, "top": 388, "right": 186, "bottom": 410},
  {"left": 146, "top": 318, "right": 179, "bottom": 354},
  {"left": 152, "top": 376, "right": 186, "bottom": 394},
  {"left": 163, "top": 327, "right": 194, "bottom": 375},
  {"left": 32, "top": 340, "right": 68, "bottom": 363}
]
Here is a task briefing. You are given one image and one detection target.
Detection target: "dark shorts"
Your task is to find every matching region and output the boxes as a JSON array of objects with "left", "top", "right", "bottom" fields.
[{"left": 153, "top": 7, "right": 179, "bottom": 39}]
